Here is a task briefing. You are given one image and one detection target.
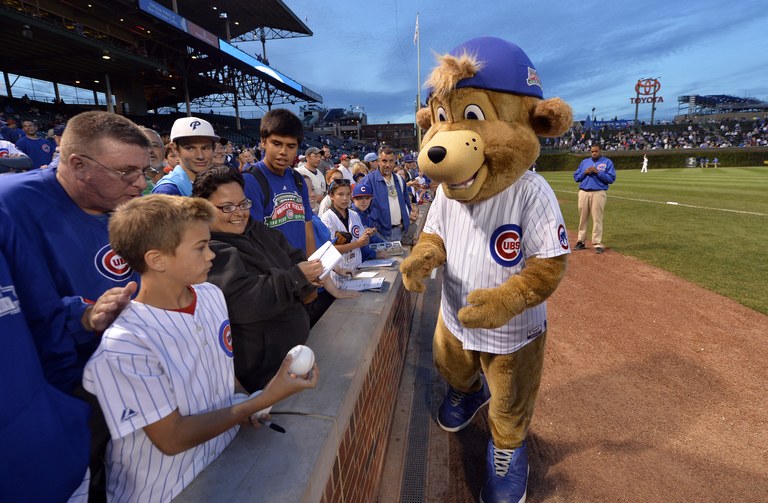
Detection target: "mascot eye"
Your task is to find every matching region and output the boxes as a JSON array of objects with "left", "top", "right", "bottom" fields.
[
  {"left": 463, "top": 104, "right": 485, "bottom": 120},
  {"left": 436, "top": 106, "right": 448, "bottom": 122}
]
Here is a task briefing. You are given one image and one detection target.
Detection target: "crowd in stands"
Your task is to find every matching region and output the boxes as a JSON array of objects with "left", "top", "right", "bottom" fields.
[
  {"left": 0, "top": 94, "right": 394, "bottom": 176},
  {"left": 543, "top": 118, "right": 768, "bottom": 152},
  {"left": 0, "top": 106, "right": 432, "bottom": 502}
]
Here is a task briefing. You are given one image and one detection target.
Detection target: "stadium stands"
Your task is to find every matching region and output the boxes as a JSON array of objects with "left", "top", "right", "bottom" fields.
[{"left": 542, "top": 118, "right": 768, "bottom": 152}]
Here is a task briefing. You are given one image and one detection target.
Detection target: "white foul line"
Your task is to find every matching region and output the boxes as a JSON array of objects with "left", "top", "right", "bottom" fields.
[{"left": 555, "top": 190, "right": 768, "bottom": 217}]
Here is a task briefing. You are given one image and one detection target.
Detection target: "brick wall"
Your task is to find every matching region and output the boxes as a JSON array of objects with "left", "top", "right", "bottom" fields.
[{"left": 321, "top": 284, "right": 413, "bottom": 502}]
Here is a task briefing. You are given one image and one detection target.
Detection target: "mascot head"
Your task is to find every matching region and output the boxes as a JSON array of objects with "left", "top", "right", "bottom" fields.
[{"left": 417, "top": 37, "right": 573, "bottom": 203}]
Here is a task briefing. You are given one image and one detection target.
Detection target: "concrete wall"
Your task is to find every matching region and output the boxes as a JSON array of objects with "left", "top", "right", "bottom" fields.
[{"left": 175, "top": 264, "right": 413, "bottom": 502}]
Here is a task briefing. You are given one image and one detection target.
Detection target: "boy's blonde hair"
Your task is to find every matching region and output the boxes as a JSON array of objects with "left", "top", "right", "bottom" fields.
[{"left": 110, "top": 195, "right": 215, "bottom": 273}]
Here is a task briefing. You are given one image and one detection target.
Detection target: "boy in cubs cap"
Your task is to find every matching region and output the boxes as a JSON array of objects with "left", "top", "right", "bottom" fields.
[
  {"left": 349, "top": 181, "right": 384, "bottom": 244},
  {"left": 352, "top": 181, "right": 373, "bottom": 199}
]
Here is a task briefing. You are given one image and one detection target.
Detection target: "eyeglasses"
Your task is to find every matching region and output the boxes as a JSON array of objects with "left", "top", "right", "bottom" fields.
[
  {"left": 79, "top": 154, "right": 155, "bottom": 183},
  {"left": 328, "top": 179, "right": 351, "bottom": 192},
  {"left": 213, "top": 199, "right": 253, "bottom": 213}
]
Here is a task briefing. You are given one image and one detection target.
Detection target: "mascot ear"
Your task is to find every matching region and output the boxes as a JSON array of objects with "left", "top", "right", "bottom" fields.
[
  {"left": 531, "top": 97, "right": 573, "bottom": 138},
  {"left": 416, "top": 106, "right": 432, "bottom": 131}
]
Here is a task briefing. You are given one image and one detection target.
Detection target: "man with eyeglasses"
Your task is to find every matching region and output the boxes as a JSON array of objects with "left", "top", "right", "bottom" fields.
[
  {"left": 0, "top": 110, "right": 151, "bottom": 500},
  {"left": 140, "top": 127, "right": 166, "bottom": 195},
  {"left": 152, "top": 117, "right": 218, "bottom": 196}
]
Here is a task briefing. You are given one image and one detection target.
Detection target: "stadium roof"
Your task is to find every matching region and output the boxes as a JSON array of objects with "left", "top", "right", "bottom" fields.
[
  {"left": 1, "top": 1, "right": 319, "bottom": 110},
  {"left": 1, "top": 4, "right": 184, "bottom": 97},
  {"left": 678, "top": 95, "right": 766, "bottom": 106},
  {"left": 678, "top": 94, "right": 768, "bottom": 115},
  {"left": 160, "top": 0, "right": 313, "bottom": 39}
]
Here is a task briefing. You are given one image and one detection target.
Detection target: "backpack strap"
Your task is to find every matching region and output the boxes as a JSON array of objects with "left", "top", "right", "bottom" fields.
[
  {"left": 244, "top": 165, "right": 270, "bottom": 211},
  {"left": 290, "top": 168, "right": 304, "bottom": 192},
  {"left": 243, "top": 165, "right": 303, "bottom": 211}
]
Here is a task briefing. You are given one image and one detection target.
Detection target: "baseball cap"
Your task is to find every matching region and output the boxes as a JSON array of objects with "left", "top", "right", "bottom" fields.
[
  {"left": 170, "top": 117, "right": 219, "bottom": 142},
  {"left": 429, "top": 37, "right": 544, "bottom": 99},
  {"left": 352, "top": 181, "right": 373, "bottom": 198},
  {"left": 305, "top": 147, "right": 321, "bottom": 156},
  {"left": 53, "top": 124, "right": 66, "bottom": 136},
  {"left": 363, "top": 152, "right": 378, "bottom": 163},
  {"left": 403, "top": 154, "right": 415, "bottom": 163},
  {"left": 340, "top": 154, "right": 349, "bottom": 160}
]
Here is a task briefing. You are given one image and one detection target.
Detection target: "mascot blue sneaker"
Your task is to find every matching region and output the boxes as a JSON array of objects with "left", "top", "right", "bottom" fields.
[
  {"left": 437, "top": 375, "right": 490, "bottom": 431},
  {"left": 400, "top": 36, "right": 573, "bottom": 503},
  {"left": 480, "top": 440, "right": 529, "bottom": 503}
]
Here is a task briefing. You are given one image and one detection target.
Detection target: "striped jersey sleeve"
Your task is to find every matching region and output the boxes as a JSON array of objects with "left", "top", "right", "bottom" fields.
[{"left": 82, "top": 314, "right": 176, "bottom": 440}]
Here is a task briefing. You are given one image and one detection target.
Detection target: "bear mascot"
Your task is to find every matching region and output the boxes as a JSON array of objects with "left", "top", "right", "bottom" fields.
[{"left": 400, "top": 37, "right": 573, "bottom": 503}]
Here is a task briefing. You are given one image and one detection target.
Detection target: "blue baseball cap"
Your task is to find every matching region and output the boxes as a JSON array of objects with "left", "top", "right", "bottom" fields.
[
  {"left": 403, "top": 154, "right": 415, "bottom": 163},
  {"left": 431, "top": 37, "right": 544, "bottom": 99},
  {"left": 352, "top": 181, "right": 373, "bottom": 198}
]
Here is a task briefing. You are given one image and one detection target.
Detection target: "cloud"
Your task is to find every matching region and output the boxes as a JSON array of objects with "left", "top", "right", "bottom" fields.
[{"left": 228, "top": 0, "right": 768, "bottom": 124}]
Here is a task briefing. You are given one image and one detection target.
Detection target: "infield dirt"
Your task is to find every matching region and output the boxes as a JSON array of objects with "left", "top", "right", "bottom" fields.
[{"left": 444, "top": 240, "right": 768, "bottom": 502}]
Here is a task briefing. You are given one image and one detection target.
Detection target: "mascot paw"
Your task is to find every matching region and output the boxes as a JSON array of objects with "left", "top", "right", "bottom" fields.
[
  {"left": 400, "top": 254, "right": 433, "bottom": 293},
  {"left": 458, "top": 288, "right": 526, "bottom": 329},
  {"left": 402, "top": 274, "right": 426, "bottom": 293}
]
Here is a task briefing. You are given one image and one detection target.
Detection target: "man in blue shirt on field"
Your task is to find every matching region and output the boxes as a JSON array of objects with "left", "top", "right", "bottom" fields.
[{"left": 573, "top": 145, "right": 616, "bottom": 254}]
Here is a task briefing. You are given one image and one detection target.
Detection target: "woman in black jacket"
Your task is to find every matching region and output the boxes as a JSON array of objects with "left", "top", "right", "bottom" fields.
[{"left": 192, "top": 167, "right": 323, "bottom": 392}]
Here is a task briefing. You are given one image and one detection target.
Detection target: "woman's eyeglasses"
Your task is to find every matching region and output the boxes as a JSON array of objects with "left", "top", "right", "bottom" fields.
[{"left": 213, "top": 199, "right": 253, "bottom": 213}]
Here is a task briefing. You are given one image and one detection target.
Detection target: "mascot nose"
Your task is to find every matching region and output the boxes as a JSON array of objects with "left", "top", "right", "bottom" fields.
[{"left": 427, "top": 146, "right": 447, "bottom": 163}]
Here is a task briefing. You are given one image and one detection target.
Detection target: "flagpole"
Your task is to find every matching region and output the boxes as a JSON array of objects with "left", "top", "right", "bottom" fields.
[{"left": 415, "top": 12, "right": 422, "bottom": 151}]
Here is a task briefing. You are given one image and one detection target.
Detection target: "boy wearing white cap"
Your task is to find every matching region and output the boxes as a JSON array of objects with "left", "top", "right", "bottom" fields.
[{"left": 153, "top": 117, "right": 219, "bottom": 196}]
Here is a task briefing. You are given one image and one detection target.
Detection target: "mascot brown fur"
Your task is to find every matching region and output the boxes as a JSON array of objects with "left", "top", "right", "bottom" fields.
[{"left": 400, "top": 37, "right": 573, "bottom": 503}]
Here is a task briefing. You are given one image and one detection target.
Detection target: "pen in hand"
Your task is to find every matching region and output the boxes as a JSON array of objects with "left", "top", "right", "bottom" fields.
[{"left": 258, "top": 418, "right": 286, "bottom": 433}]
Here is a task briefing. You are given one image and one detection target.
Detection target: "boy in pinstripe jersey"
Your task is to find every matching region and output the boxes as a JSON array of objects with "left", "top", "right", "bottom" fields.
[{"left": 83, "top": 195, "right": 317, "bottom": 503}]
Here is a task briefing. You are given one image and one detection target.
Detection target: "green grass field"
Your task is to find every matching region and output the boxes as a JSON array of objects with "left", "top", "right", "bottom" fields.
[{"left": 539, "top": 166, "right": 768, "bottom": 315}]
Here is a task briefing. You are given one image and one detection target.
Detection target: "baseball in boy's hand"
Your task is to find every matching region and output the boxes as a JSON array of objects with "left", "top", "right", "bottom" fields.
[{"left": 287, "top": 345, "right": 315, "bottom": 377}]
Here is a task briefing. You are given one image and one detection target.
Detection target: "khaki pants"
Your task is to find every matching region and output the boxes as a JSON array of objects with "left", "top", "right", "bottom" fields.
[
  {"left": 433, "top": 312, "right": 547, "bottom": 449},
  {"left": 577, "top": 189, "right": 607, "bottom": 247}
]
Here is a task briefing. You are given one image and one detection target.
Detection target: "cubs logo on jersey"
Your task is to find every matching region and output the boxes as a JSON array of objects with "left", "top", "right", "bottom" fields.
[
  {"left": 558, "top": 224, "right": 569, "bottom": 250},
  {"left": 351, "top": 224, "right": 362, "bottom": 239},
  {"left": 94, "top": 244, "right": 132, "bottom": 281},
  {"left": 490, "top": 224, "right": 523, "bottom": 267},
  {"left": 218, "top": 320, "right": 234, "bottom": 358}
]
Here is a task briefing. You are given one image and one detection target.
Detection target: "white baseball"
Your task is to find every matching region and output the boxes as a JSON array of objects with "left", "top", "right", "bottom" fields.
[{"left": 288, "top": 345, "right": 315, "bottom": 376}]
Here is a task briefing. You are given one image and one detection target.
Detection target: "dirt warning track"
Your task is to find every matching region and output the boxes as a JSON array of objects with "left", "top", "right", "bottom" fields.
[{"left": 446, "top": 243, "right": 768, "bottom": 502}]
